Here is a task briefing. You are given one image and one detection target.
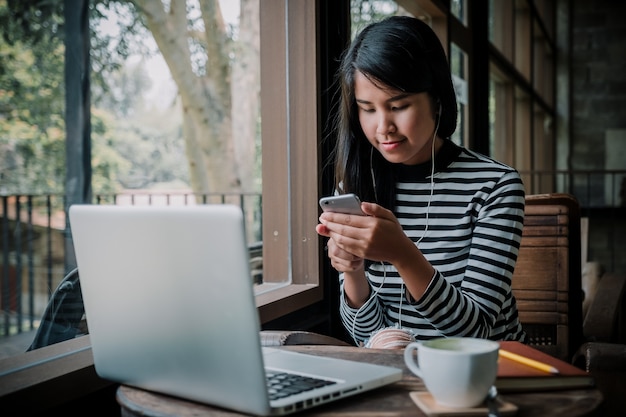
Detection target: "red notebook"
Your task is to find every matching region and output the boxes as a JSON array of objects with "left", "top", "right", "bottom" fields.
[{"left": 496, "top": 341, "right": 595, "bottom": 392}]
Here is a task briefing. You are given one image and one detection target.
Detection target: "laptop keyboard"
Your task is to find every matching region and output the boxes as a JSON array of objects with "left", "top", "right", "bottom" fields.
[{"left": 266, "top": 371, "right": 337, "bottom": 400}]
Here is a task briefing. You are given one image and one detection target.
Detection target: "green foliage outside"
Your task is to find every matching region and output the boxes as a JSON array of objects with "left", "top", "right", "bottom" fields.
[
  {"left": 0, "top": 0, "right": 188, "bottom": 197},
  {"left": 0, "top": 0, "right": 67, "bottom": 194}
]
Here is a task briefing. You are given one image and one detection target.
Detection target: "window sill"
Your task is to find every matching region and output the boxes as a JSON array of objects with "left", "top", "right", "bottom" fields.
[
  {"left": 256, "top": 282, "right": 323, "bottom": 324},
  {"left": 0, "top": 335, "right": 112, "bottom": 415}
]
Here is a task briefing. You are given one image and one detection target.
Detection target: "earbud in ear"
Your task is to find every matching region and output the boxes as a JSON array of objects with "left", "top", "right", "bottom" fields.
[{"left": 433, "top": 99, "right": 442, "bottom": 122}]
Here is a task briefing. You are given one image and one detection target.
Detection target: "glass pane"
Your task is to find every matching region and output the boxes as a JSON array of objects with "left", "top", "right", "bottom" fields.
[
  {"left": 514, "top": 88, "right": 532, "bottom": 183},
  {"left": 450, "top": 43, "right": 468, "bottom": 147},
  {"left": 0, "top": 0, "right": 264, "bottom": 358},
  {"left": 532, "top": 105, "right": 555, "bottom": 194},
  {"left": 489, "top": 70, "right": 514, "bottom": 166},
  {"left": 93, "top": 2, "right": 264, "bottom": 281},
  {"left": 533, "top": 28, "right": 555, "bottom": 107},
  {"left": 351, "top": 0, "right": 398, "bottom": 36},
  {"left": 0, "top": 1, "right": 68, "bottom": 357},
  {"left": 89, "top": 1, "right": 262, "bottom": 246},
  {"left": 514, "top": 2, "right": 531, "bottom": 81},
  {"left": 451, "top": 0, "right": 467, "bottom": 26},
  {"left": 489, "top": 0, "right": 513, "bottom": 60},
  {"left": 535, "top": 0, "right": 555, "bottom": 40}
]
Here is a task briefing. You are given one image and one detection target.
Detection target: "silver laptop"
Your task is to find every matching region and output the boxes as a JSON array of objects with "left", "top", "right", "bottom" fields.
[{"left": 69, "top": 204, "right": 402, "bottom": 416}]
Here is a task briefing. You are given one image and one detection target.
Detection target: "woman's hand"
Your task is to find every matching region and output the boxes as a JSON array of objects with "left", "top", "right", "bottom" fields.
[
  {"left": 316, "top": 201, "right": 434, "bottom": 306},
  {"left": 316, "top": 202, "right": 413, "bottom": 264},
  {"left": 323, "top": 236, "right": 365, "bottom": 273},
  {"left": 316, "top": 209, "right": 370, "bottom": 307}
]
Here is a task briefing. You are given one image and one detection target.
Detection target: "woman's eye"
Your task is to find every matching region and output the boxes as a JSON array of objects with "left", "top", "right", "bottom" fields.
[{"left": 391, "top": 104, "right": 409, "bottom": 111}]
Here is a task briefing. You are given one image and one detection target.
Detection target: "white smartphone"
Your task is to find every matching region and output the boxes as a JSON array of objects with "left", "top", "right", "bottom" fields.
[{"left": 319, "top": 193, "right": 364, "bottom": 215}]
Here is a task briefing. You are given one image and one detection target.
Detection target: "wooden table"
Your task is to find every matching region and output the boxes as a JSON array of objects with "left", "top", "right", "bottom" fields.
[{"left": 117, "top": 345, "right": 604, "bottom": 417}]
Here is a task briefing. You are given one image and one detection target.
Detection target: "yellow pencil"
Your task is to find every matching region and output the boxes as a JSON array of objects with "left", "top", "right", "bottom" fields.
[{"left": 499, "top": 349, "right": 560, "bottom": 374}]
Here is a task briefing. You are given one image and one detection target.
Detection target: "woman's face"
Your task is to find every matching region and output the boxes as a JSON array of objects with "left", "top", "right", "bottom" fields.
[{"left": 354, "top": 70, "right": 441, "bottom": 166}]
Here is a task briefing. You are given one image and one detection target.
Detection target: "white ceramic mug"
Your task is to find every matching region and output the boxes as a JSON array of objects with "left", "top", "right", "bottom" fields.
[{"left": 404, "top": 337, "right": 499, "bottom": 408}]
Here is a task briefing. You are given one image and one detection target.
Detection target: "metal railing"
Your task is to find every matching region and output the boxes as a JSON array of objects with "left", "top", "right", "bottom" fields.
[{"left": 1, "top": 191, "right": 262, "bottom": 338}]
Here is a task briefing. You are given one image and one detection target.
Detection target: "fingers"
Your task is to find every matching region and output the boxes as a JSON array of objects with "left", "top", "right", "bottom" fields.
[
  {"left": 318, "top": 212, "right": 368, "bottom": 240},
  {"left": 318, "top": 203, "right": 403, "bottom": 265},
  {"left": 318, "top": 211, "right": 372, "bottom": 259},
  {"left": 326, "top": 238, "right": 364, "bottom": 272},
  {"left": 327, "top": 238, "right": 360, "bottom": 261},
  {"left": 360, "top": 202, "right": 394, "bottom": 220},
  {"left": 319, "top": 210, "right": 367, "bottom": 225},
  {"left": 317, "top": 216, "right": 363, "bottom": 271},
  {"left": 318, "top": 202, "right": 394, "bottom": 227},
  {"left": 331, "top": 257, "right": 364, "bottom": 272},
  {"left": 315, "top": 223, "right": 330, "bottom": 237}
]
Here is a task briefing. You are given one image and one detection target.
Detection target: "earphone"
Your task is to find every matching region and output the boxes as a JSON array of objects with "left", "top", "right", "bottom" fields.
[
  {"left": 434, "top": 99, "right": 442, "bottom": 122},
  {"left": 350, "top": 100, "right": 441, "bottom": 345}
]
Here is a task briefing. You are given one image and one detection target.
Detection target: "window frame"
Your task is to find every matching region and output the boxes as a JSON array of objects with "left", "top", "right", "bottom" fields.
[{"left": 255, "top": 0, "right": 324, "bottom": 324}]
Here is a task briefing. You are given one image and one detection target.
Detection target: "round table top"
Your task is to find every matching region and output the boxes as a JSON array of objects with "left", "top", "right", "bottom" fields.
[{"left": 117, "top": 345, "right": 604, "bottom": 417}]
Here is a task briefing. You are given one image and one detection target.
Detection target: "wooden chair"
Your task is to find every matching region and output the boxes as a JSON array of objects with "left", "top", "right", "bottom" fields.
[{"left": 511, "top": 193, "right": 584, "bottom": 362}]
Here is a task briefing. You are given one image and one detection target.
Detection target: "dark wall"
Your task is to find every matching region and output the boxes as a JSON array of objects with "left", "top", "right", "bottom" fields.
[
  {"left": 571, "top": 0, "right": 626, "bottom": 171},
  {"left": 572, "top": 0, "right": 626, "bottom": 274}
]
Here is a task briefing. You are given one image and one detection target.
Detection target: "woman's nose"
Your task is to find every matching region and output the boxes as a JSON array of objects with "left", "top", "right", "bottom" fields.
[{"left": 376, "top": 113, "right": 396, "bottom": 135}]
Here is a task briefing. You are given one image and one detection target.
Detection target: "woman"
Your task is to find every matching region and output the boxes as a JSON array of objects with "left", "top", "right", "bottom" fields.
[{"left": 316, "top": 16, "right": 527, "bottom": 348}]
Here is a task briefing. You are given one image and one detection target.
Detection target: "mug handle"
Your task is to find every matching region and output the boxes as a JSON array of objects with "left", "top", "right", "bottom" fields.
[{"left": 403, "top": 342, "right": 423, "bottom": 378}]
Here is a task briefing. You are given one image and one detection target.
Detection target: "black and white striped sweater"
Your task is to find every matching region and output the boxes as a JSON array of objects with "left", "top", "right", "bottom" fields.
[{"left": 339, "top": 141, "right": 527, "bottom": 345}]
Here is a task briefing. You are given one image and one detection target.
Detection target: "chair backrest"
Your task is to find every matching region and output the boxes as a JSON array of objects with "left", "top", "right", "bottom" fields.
[
  {"left": 27, "top": 268, "right": 86, "bottom": 351},
  {"left": 512, "top": 193, "right": 584, "bottom": 362}
]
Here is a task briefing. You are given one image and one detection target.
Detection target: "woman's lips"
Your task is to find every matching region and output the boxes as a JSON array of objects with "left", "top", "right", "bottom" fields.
[{"left": 380, "top": 139, "right": 406, "bottom": 151}]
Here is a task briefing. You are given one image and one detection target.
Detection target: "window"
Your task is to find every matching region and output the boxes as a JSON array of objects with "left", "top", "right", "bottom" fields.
[
  {"left": 487, "top": 0, "right": 558, "bottom": 192},
  {"left": 0, "top": 0, "right": 325, "bottom": 407}
]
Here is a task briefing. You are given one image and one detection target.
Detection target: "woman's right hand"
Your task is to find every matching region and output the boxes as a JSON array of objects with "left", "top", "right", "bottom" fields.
[
  {"left": 325, "top": 236, "right": 365, "bottom": 273},
  {"left": 316, "top": 220, "right": 370, "bottom": 308}
]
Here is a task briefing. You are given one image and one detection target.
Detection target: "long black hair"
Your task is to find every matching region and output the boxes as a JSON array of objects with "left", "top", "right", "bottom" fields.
[{"left": 331, "top": 16, "right": 457, "bottom": 209}]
